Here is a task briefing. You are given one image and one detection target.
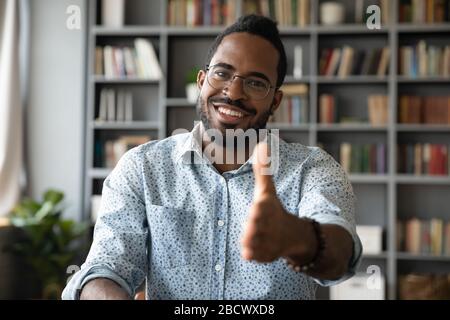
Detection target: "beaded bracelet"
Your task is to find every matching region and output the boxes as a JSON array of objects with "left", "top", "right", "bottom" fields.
[{"left": 283, "top": 218, "right": 326, "bottom": 273}]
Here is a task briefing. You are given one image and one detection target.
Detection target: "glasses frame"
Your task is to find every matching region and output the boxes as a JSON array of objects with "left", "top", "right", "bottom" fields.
[{"left": 205, "top": 64, "right": 277, "bottom": 101}]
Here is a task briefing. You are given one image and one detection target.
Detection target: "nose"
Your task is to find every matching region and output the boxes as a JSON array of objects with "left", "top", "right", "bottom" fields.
[{"left": 222, "top": 76, "right": 248, "bottom": 101}]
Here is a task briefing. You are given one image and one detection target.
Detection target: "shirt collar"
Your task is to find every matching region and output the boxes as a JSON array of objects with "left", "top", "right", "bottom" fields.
[{"left": 174, "top": 122, "right": 281, "bottom": 175}]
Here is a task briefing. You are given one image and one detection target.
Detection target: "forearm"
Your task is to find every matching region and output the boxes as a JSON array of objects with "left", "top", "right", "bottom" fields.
[
  {"left": 80, "top": 278, "right": 132, "bottom": 300},
  {"left": 282, "top": 214, "right": 354, "bottom": 281}
]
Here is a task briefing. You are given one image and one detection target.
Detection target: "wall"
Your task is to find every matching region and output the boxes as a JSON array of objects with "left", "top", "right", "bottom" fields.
[{"left": 28, "top": 0, "right": 86, "bottom": 220}]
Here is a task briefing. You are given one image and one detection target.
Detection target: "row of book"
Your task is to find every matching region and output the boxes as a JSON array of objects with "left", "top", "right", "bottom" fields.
[
  {"left": 269, "top": 83, "right": 309, "bottom": 124},
  {"left": 95, "top": 135, "right": 152, "bottom": 169},
  {"left": 319, "top": 143, "right": 387, "bottom": 174},
  {"left": 397, "top": 218, "right": 450, "bottom": 256},
  {"left": 269, "top": 96, "right": 309, "bottom": 124},
  {"left": 319, "top": 94, "right": 337, "bottom": 124},
  {"left": 397, "top": 143, "right": 449, "bottom": 175},
  {"left": 399, "top": 41, "right": 450, "bottom": 77},
  {"left": 242, "top": 0, "right": 310, "bottom": 27},
  {"left": 398, "top": 95, "right": 450, "bottom": 124},
  {"left": 399, "top": 273, "right": 450, "bottom": 300},
  {"left": 167, "top": 0, "right": 238, "bottom": 26},
  {"left": 319, "top": 47, "right": 390, "bottom": 77},
  {"left": 95, "top": 38, "right": 163, "bottom": 80},
  {"left": 399, "top": 0, "right": 450, "bottom": 23},
  {"left": 96, "top": 88, "right": 134, "bottom": 122},
  {"left": 319, "top": 94, "right": 388, "bottom": 125}
]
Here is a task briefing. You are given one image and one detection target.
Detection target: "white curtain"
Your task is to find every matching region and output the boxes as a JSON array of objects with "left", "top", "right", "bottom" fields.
[{"left": 0, "top": 0, "right": 22, "bottom": 217}]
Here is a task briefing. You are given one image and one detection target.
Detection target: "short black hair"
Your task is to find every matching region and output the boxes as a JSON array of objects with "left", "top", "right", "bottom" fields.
[{"left": 205, "top": 14, "right": 287, "bottom": 88}]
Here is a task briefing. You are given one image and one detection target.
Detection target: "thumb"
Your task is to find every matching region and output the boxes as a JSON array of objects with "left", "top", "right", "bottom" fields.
[{"left": 252, "top": 142, "right": 276, "bottom": 198}]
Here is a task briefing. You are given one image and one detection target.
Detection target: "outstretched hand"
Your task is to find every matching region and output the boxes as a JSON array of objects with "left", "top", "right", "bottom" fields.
[{"left": 240, "top": 142, "right": 295, "bottom": 263}]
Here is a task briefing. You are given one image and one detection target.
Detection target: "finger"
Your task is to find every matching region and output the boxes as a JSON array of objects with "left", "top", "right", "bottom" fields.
[
  {"left": 242, "top": 246, "right": 276, "bottom": 263},
  {"left": 252, "top": 142, "right": 276, "bottom": 198},
  {"left": 241, "top": 246, "right": 254, "bottom": 261}
]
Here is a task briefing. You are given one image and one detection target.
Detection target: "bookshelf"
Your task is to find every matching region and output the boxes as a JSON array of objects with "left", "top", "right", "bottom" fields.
[{"left": 84, "top": 0, "right": 450, "bottom": 300}]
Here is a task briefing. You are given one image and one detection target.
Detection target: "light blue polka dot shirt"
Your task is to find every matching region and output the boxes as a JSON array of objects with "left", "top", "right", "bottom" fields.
[{"left": 62, "top": 123, "right": 362, "bottom": 300}]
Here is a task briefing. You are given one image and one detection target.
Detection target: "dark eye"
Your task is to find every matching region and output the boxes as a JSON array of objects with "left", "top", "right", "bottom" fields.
[
  {"left": 213, "top": 69, "right": 231, "bottom": 79},
  {"left": 247, "top": 79, "right": 267, "bottom": 90}
]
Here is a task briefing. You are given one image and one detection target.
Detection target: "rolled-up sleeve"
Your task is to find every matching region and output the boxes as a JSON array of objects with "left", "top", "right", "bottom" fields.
[
  {"left": 297, "top": 147, "right": 363, "bottom": 287},
  {"left": 62, "top": 148, "right": 148, "bottom": 300}
]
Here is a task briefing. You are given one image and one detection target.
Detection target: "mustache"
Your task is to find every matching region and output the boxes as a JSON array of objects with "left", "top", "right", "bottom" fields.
[{"left": 208, "top": 96, "right": 256, "bottom": 115}]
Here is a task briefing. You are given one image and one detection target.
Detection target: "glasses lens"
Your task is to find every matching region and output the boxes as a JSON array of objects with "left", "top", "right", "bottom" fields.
[
  {"left": 244, "top": 77, "right": 270, "bottom": 100},
  {"left": 207, "top": 66, "right": 270, "bottom": 100}
]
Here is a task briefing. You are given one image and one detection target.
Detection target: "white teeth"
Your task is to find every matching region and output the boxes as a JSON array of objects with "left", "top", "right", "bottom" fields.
[{"left": 217, "top": 106, "right": 244, "bottom": 118}]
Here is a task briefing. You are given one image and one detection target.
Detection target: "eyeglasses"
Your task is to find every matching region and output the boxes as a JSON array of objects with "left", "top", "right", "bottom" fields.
[{"left": 205, "top": 64, "right": 275, "bottom": 100}]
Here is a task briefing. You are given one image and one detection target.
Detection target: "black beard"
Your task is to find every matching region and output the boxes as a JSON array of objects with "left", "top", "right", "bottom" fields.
[
  {"left": 196, "top": 95, "right": 272, "bottom": 133},
  {"left": 196, "top": 95, "right": 272, "bottom": 149}
]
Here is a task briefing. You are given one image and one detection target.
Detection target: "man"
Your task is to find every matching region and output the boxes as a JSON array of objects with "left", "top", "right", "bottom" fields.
[{"left": 63, "top": 15, "right": 362, "bottom": 300}]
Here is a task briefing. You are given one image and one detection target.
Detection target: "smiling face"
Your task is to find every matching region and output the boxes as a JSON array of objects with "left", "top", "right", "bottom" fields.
[{"left": 196, "top": 32, "right": 283, "bottom": 136}]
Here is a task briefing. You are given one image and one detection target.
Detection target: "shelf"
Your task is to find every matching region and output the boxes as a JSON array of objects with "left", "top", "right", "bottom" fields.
[
  {"left": 317, "top": 123, "right": 387, "bottom": 131},
  {"left": 397, "top": 76, "right": 450, "bottom": 83},
  {"left": 316, "top": 24, "right": 389, "bottom": 34},
  {"left": 91, "top": 24, "right": 450, "bottom": 36},
  {"left": 363, "top": 252, "right": 389, "bottom": 259},
  {"left": 165, "top": 26, "right": 226, "bottom": 36},
  {"left": 349, "top": 174, "right": 389, "bottom": 184},
  {"left": 89, "top": 168, "right": 112, "bottom": 179},
  {"left": 92, "top": 76, "right": 161, "bottom": 84},
  {"left": 92, "top": 26, "right": 162, "bottom": 36},
  {"left": 396, "top": 124, "right": 450, "bottom": 132},
  {"left": 91, "top": 121, "right": 160, "bottom": 130},
  {"left": 279, "top": 26, "right": 313, "bottom": 35},
  {"left": 166, "top": 98, "right": 196, "bottom": 107},
  {"left": 267, "top": 123, "right": 310, "bottom": 131},
  {"left": 396, "top": 175, "right": 450, "bottom": 185},
  {"left": 397, "top": 252, "right": 450, "bottom": 262},
  {"left": 397, "top": 23, "right": 450, "bottom": 33},
  {"left": 317, "top": 76, "right": 388, "bottom": 84},
  {"left": 284, "top": 75, "right": 311, "bottom": 83}
]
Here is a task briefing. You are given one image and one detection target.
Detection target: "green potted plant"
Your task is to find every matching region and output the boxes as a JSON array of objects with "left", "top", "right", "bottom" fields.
[
  {"left": 185, "top": 67, "right": 201, "bottom": 103},
  {"left": 9, "top": 189, "right": 88, "bottom": 299}
]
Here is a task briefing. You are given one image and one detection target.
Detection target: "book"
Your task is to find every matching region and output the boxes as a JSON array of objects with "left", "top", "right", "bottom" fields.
[
  {"left": 116, "top": 90, "right": 125, "bottom": 122},
  {"left": 405, "top": 218, "right": 421, "bottom": 254},
  {"left": 97, "top": 88, "right": 108, "bottom": 121},
  {"left": 377, "top": 47, "right": 390, "bottom": 76},
  {"left": 95, "top": 46, "right": 103, "bottom": 75},
  {"left": 340, "top": 143, "right": 351, "bottom": 173},
  {"left": 125, "top": 91, "right": 133, "bottom": 122},
  {"left": 430, "top": 218, "right": 443, "bottom": 255},
  {"left": 134, "top": 38, "right": 163, "bottom": 80},
  {"left": 368, "top": 95, "right": 388, "bottom": 126},
  {"left": 293, "top": 45, "right": 303, "bottom": 79},
  {"left": 107, "top": 89, "right": 116, "bottom": 122}
]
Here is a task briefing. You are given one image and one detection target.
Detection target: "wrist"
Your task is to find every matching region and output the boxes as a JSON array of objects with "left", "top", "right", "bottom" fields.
[
  {"left": 281, "top": 214, "right": 317, "bottom": 260},
  {"left": 282, "top": 217, "right": 325, "bottom": 272}
]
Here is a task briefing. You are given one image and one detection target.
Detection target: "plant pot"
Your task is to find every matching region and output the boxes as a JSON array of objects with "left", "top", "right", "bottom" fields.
[
  {"left": 186, "top": 83, "right": 200, "bottom": 104},
  {"left": 320, "top": 2, "right": 345, "bottom": 25}
]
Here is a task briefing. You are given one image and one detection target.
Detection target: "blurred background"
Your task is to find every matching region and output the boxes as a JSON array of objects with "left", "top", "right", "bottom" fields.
[{"left": 0, "top": 0, "right": 449, "bottom": 300}]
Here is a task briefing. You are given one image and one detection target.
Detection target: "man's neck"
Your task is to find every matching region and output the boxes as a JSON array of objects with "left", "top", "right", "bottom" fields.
[{"left": 201, "top": 139, "right": 251, "bottom": 174}]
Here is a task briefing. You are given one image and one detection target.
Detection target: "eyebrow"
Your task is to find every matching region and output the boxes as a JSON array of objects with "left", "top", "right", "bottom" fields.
[{"left": 212, "top": 62, "right": 272, "bottom": 85}]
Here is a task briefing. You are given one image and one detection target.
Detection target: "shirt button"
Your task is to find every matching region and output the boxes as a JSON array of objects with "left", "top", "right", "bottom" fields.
[
  {"left": 215, "top": 264, "right": 222, "bottom": 272},
  {"left": 217, "top": 220, "right": 224, "bottom": 227}
]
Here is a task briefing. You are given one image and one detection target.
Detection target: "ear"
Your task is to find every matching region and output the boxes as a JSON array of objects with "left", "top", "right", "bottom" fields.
[
  {"left": 197, "top": 70, "right": 207, "bottom": 90},
  {"left": 270, "top": 89, "right": 284, "bottom": 114}
]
